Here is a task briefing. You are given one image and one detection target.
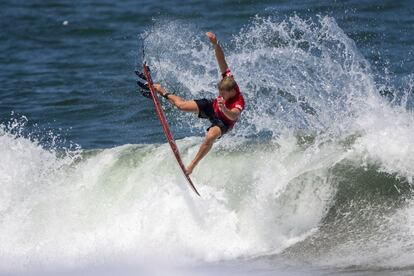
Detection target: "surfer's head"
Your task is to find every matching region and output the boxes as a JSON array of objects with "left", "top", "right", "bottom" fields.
[{"left": 218, "top": 76, "right": 237, "bottom": 100}]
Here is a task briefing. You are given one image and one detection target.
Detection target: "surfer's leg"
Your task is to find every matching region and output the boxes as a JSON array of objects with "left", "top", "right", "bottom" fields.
[
  {"left": 172, "top": 98, "right": 199, "bottom": 113},
  {"left": 165, "top": 94, "right": 198, "bottom": 113},
  {"left": 186, "top": 126, "right": 221, "bottom": 175},
  {"left": 153, "top": 84, "right": 199, "bottom": 113}
]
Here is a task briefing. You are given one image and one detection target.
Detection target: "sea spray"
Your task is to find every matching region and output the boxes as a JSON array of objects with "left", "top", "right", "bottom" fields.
[{"left": 1, "top": 14, "right": 414, "bottom": 273}]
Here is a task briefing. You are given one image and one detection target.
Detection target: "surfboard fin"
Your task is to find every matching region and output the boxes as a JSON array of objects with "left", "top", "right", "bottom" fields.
[
  {"left": 135, "top": 70, "right": 146, "bottom": 81},
  {"left": 138, "top": 89, "right": 151, "bottom": 99},
  {"left": 137, "top": 81, "right": 149, "bottom": 91},
  {"left": 136, "top": 81, "right": 151, "bottom": 99}
]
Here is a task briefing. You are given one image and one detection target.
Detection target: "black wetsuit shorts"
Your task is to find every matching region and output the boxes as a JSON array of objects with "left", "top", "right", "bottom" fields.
[{"left": 194, "top": 98, "right": 229, "bottom": 136}]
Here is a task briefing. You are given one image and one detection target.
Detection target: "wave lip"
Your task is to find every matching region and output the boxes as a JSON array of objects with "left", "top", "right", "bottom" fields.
[{"left": 2, "top": 11, "right": 414, "bottom": 274}]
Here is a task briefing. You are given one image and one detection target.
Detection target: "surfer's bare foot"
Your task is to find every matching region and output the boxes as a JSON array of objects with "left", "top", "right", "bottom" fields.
[
  {"left": 153, "top": 84, "right": 166, "bottom": 96},
  {"left": 186, "top": 163, "right": 195, "bottom": 176}
]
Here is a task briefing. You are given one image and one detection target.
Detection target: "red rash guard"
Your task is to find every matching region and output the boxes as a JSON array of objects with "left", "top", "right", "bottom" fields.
[{"left": 212, "top": 69, "right": 245, "bottom": 129}]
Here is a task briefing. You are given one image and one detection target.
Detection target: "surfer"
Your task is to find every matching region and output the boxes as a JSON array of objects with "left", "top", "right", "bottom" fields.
[{"left": 152, "top": 32, "right": 245, "bottom": 175}]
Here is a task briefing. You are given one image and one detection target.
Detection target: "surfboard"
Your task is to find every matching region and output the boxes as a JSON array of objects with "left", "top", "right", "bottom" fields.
[{"left": 141, "top": 63, "right": 201, "bottom": 196}]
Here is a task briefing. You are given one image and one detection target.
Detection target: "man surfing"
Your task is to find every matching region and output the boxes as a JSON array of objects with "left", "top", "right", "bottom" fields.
[{"left": 152, "top": 32, "right": 245, "bottom": 175}]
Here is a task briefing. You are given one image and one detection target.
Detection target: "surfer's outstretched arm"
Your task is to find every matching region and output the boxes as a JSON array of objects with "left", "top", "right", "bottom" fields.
[{"left": 206, "top": 32, "right": 229, "bottom": 75}]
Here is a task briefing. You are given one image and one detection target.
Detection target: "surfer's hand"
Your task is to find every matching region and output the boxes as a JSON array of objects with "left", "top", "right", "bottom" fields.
[
  {"left": 206, "top": 32, "right": 218, "bottom": 45},
  {"left": 217, "top": 96, "right": 225, "bottom": 111}
]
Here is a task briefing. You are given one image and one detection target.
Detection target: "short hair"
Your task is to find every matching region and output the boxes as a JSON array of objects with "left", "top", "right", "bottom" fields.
[{"left": 218, "top": 76, "right": 237, "bottom": 91}]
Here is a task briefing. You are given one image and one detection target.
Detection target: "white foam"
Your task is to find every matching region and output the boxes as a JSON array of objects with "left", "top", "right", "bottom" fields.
[
  {"left": 2, "top": 13, "right": 414, "bottom": 273},
  {"left": 0, "top": 127, "right": 340, "bottom": 272}
]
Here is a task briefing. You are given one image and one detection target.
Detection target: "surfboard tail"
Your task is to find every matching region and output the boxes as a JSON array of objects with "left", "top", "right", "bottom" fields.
[{"left": 141, "top": 63, "right": 201, "bottom": 197}]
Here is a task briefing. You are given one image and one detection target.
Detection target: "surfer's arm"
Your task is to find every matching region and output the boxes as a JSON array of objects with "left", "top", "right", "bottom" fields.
[
  {"left": 222, "top": 107, "right": 241, "bottom": 121},
  {"left": 206, "top": 32, "right": 229, "bottom": 75},
  {"left": 218, "top": 97, "right": 241, "bottom": 121}
]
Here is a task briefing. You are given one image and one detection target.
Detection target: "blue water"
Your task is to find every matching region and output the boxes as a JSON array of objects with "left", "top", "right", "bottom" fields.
[
  {"left": 1, "top": 1, "right": 414, "bottom": 275},
  {"left": 1, "top": 0, "right": 413, "bottom": 148}
]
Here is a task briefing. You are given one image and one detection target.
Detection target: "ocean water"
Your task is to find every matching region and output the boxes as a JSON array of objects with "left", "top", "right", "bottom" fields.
[{"left": 1, "top": 0, "right": 414, "bottom": 275}]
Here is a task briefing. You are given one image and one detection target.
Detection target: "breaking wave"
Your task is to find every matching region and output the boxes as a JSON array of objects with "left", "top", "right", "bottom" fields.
[{"left": 1, "top": 14, "right": 414, "bottom": 273}]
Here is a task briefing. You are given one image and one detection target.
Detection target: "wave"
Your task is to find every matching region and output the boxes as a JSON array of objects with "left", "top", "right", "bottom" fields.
[
  {"left": 1, "top": 13, "right": 414, "bottom": 273},
  {"left": 1, "top": 124, "right": 413, "bottom": 271}
]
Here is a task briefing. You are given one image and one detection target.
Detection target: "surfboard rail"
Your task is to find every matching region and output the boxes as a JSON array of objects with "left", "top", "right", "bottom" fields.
[{"left": 142, "top": 63, "right": 201, "bottom": 197}]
